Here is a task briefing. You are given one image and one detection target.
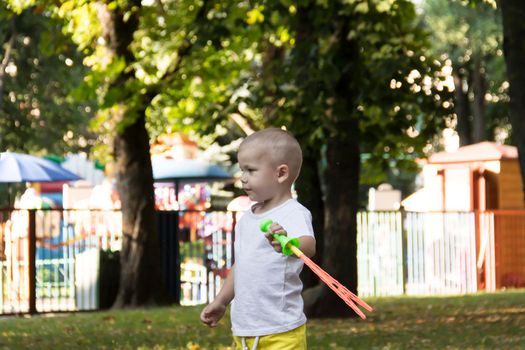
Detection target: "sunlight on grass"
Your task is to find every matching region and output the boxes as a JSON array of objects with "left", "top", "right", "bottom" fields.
[{"left": 0, "top": 290, "right": 523, "bottom": 349}]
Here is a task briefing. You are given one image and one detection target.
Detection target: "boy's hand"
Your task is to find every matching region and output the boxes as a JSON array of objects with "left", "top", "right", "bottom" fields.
[
  {"left": 264, "top": 222, "right": 286, "bottom": 253},
  {"left": 200, "top": 301, "right": 226, "bottom": 327}
]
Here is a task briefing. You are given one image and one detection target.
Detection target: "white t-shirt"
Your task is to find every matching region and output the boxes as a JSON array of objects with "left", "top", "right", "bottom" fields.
[{"left": 231, "top": 198, "right": 315, "bottom": 337}]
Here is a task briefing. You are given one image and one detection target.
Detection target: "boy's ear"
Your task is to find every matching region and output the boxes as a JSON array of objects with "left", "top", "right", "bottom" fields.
[{"left": 276, "top": 164, "right": 289, "bottom": 184}]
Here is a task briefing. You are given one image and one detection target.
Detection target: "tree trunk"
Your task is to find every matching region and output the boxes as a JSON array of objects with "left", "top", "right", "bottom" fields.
[
  {"left": 500, "top": 0, "right": 525, "bottom": 206},
  {"left": 471, "top": 56, "right": 487, "bottom": 143},
  {"left": 97, "top": 1, "right": 168, "bottom": 307},
  {"left": 291, "top": 4, "right": 326, "bottom": 292},
  {"left": 295, "top": 147, "right": 324, "bottom": 289},
  {"left": 113, "top": 113, "right": 168, "bottom": 307},
  {"left": 452, "top": 68, "right": 472, "bottom": 145},
  {"left": 307, "top": 120, "right": 360, "bottom": 318},
  {"left": 306, "top": 15, "right": 360, "bottom": 316}
]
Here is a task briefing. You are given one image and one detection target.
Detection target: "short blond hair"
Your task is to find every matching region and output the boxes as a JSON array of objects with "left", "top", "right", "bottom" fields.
[{"left": 240, "top": 128, "right": 303, "bottom": 183}]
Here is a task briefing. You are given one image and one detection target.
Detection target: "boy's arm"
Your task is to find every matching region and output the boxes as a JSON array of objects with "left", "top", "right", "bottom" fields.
[
  {"left": 214, "top": 266, "right": 235, "bottom": 306},
  {"left": 299, "top": 236, "right": 316, "bottom": 258},
  {"left": 200, "top": 265, "right": 234, "bottom": 327}
]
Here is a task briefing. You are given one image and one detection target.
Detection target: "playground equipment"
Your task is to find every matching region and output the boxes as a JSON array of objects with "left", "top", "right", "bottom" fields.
[{"left": 260, "top": 219, "right": 374, "bottom": 319}]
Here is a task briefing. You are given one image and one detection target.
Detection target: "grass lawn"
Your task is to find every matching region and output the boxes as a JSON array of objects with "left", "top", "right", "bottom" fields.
[{"left": 0, "top": 290, "right": 524, "bottom": 349}]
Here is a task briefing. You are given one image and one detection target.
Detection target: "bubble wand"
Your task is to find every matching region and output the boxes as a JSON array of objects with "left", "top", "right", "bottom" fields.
[{"left": 260, "top": 219, "right": 374, "bottom": 319}]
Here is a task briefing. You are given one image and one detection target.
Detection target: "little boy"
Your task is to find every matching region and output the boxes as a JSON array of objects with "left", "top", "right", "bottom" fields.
[{"left": 200, "top": 128, "right": 316, "bottom": 350}]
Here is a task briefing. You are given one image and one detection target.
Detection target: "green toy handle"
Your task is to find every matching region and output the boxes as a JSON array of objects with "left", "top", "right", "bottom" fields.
[{"left": 259, "top": 219, "right": 300, "bottom": 256}]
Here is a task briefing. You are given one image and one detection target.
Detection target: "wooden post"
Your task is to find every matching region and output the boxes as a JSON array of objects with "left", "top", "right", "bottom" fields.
[{"left": 28, "top": 209, "right": 37, "bottom": 314}]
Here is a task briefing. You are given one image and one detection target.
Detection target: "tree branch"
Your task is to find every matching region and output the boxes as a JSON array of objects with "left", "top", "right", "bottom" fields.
[
  {"left": 145, "top": 0, "right": 210, "bottom": 101},
  {"left": 0, "top": 15, "right": 17, "bottom": 110},
  {"left": 229, "top": 112, "right": 255, "bottom": 135}
]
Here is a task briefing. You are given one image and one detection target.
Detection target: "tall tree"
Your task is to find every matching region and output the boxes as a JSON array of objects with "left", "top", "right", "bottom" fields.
[
  {"left": 56, "top": 0, "right": 257, "bottom": 307},
  {"left": 499, "top": 0, "right": 525, "bottom": 205},
  {"left": 422, "top": 0, "right": 506, "bottom": 145},
  {"left": 79, "top": 0, "right": 168, "bottom": 306},
  {"left": 234, "top": 0, "right": 450, "bottom": 317}
]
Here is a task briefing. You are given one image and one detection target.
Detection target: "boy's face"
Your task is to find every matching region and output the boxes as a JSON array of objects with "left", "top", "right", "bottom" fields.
[{"left": 238, "top": 144, "right": 280, "bottom": 203}]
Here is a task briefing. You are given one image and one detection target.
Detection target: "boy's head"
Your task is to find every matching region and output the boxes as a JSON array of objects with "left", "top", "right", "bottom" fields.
[{"left": 238, "top": 128, "right": 303, "bottom": 202}]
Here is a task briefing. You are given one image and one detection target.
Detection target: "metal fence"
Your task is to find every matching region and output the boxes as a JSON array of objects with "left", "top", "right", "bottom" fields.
[
  {"left": 0, "top": 208, "right": 235, "bottom": 315},
  {"left": 0, "top": 209, "right": 122, "bottom": 314},
  {"left": 357, "top": 210, "right": 525, "bottom": 297},
  {"left": 1, "top": 208, "right": 524, "bottom": 315}
]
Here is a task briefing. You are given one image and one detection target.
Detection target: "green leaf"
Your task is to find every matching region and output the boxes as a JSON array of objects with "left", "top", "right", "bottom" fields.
[{"left": 355, "top": 2, "right": 369, "bottom": 14}]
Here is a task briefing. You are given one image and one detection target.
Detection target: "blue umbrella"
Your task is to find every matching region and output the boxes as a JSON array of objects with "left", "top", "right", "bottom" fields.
[
  {"left": 152, "top": 157, "right": 232, "bottom": 202},
  {"left": 152, "top": 158, "right": 232, "bottom": 182},
  {"left": 0, "top": 152, "right": 82, "bottom": 206},
  {"left": 0, "top": 152, "right": 82, "bottom": 183}
]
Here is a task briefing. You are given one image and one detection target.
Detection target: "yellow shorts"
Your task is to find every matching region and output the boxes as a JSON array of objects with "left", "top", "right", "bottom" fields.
[{"left": 233, "top": 324, "right": 306, "bottom": 350}]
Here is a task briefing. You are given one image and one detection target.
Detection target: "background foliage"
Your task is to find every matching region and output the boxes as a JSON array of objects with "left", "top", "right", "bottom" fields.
[{"left": 0, "top": 3, "right": 95, "bottom": 154}]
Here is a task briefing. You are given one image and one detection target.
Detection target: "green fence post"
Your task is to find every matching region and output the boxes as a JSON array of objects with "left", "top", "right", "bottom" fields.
[{"left": 28, "top": 209, "right": 37, "bottom": 314}]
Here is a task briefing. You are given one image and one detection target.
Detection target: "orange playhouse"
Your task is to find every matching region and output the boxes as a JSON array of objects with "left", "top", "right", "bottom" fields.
[{"left": 403, "top": 142, "right": 525, "bottom": 290}]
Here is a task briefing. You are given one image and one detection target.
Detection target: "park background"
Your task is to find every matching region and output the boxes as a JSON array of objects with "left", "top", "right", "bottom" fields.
[{"left": 1, "top": 0, "right": 524, "bottom": 349}]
